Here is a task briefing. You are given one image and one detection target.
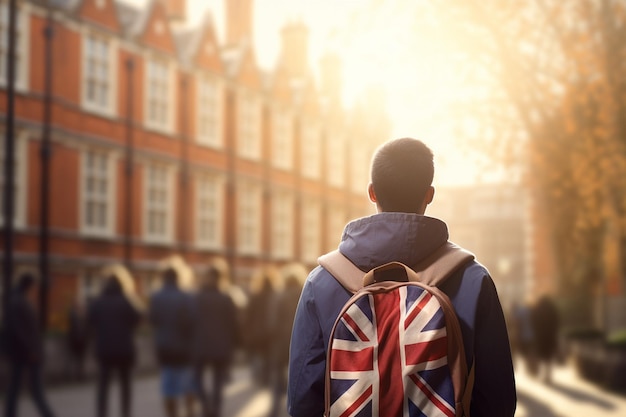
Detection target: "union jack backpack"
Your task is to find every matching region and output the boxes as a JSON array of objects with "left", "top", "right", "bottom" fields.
[{"left": 318, "top": 242, "right": 476, "bottom": 417}]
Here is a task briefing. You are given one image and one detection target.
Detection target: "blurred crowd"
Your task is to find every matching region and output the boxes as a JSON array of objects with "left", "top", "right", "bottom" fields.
[{"left": 1, "top": 259, "right": 307, "bottom": 417}]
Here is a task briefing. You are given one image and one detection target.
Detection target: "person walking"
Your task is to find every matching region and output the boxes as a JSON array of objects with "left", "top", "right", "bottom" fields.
[
  {"left": 149, "top": 267, "right": 196, "bottom": 417},
  {"left": 4, "top": 272, "right": 57, "bottom": 417},
  {"left": 530, "top": 294, "right": 560, "bottom": 384},
  {"left": 246, "top": 270, "right": 278, "bottom": 386},
  {"left": 269, "top": 273, "right": 303, "bottom": 417},
  {"left": 287, "top": 138, "right": 516, "bottom": 417},
  {"left": 88, "top": 268, "right": 142, "bottom": 417},
  {"left": 192, "top": 266, "right": 238, "bottom": 417}
]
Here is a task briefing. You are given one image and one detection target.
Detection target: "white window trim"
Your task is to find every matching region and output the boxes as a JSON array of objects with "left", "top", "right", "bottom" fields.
[
  {"left": 271, "top": 106, "right": 293, "bottom": 170},
  {"left": 195, "top": 72, "right": 224, "bottom": 149},
  {"left": 0, "top": 132, "right": 28, "bottom": 228},
  {"left": 271, "top": 192, "right": 294, "bottom": 260},
  {"left": 195, "top": 173, "right": 225, "bottom": 250},
  {"left": 237, "top": 181, "right": 262, "bottom": 256},
  {"left": 0, "top": 3, "right": 30, "bottom": 92},
  {"left": 142, "top": 163, "right": 175, "bottom": 244},
  {"left": 79, "top": 149, "right": 117, "bottom": 238},
  {"left": 143, "top": 56, "right": 176, "bottom": 134},
  {"left": 237, "top": 89, "right": 261, "bottom": 161}
]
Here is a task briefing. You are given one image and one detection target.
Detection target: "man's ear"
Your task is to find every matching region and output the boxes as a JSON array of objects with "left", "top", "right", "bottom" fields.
[
  {"left": 368, "top": 183, "right": 377, "bottom": 203},
  {"left": 425, "top": 186, "right": 435, "bottom": 205}
]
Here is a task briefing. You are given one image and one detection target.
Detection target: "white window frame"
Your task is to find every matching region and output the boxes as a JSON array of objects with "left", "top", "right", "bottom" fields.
[
  {"left": 301, "top": 198, "right": 321, "bottom": 263},
  {"left": 195, "top": 174, "right": 225, "bottom": 250},
  {"left": 301, "top": 123, "right": 321, "bottom": 179},
  {"left": 0, "top": 3, "right": 30, "bottom": 91},
  {"left": 237, "top": 181, "right": 262, "bottom": 256},
  {"left": 271, "top": 191, "right": 294, "bottom": 260},
  {"left": 79, "top": 148, "right": 117, "bottom": 237},
  {"left": 81, "top": 32, "right": 117, "bottom": 117},
  {"left": 327, "top": 136, "right": 345, "bottom": 187},
  {"left": 0, "top": 132, "right": 28, "bottom": 228},
  {"left": 237, "top": 89, "right": 261, "bottom": 160},
  {"left": 196, "top": 73, "right": 223, "bottom": 148},
  {"left": 144, "top": 57, "right": 175, "bottom": 133},
  {"left": 143, "top": 163, "right": 175, "bottom": 244},
  {"left": 271, "top": 107, "right": 293, "bottom": 170}
]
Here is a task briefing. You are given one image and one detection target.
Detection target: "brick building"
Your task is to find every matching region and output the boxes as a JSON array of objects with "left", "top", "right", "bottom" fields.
[{"left": 0, "top": 0, "right": 390, "bottom": 329}]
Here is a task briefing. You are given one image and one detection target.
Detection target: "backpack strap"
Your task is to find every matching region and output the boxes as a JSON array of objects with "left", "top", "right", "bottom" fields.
[
  {"left": 318, "top": 242, "right": 475, "bottom": 293},
  {"left": 413, "top": 241, "right": 475, "bottom": 287},
  {"left": 317, "top": 250, "right": 365, "bottom": 294}
]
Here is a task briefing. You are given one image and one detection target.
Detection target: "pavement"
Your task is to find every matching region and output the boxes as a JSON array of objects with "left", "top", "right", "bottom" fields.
[{"left": 2, "top": 360, "right": 626, "bottom": 417}]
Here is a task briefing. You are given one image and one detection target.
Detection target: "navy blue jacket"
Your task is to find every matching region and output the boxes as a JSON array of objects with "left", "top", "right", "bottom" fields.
[
  {"left": 287, "top": 213, "right": 516, "bottom": 417},
  {"left": 149, "top": 283, "right": 194, "bottom": 366}
]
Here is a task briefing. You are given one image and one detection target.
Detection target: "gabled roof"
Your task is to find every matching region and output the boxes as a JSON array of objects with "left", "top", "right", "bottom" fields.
[
  {"left": 177, "top": 11, "right": 222, "bottom": 72},
  {"left": 220, "top": 41, "right": 261, "bottom": 90}
]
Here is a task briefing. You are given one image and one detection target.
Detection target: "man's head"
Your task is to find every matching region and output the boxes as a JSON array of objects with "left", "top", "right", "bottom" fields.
[
  {"left": 369, "top": 138, "right": 435, "bottom": 214},
  {"left": 162, "top": 267, "right": 179, "bottom": 286}
]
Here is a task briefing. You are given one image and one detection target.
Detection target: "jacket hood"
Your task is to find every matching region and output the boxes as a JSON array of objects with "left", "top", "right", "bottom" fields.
[{"left": 338, "top": 213, "right": 449, "bottom": 271}]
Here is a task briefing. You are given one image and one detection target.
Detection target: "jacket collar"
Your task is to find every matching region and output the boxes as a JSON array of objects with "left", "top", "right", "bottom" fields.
[{"left": 338, "top": 212, "right": 449, "bottom": 271}]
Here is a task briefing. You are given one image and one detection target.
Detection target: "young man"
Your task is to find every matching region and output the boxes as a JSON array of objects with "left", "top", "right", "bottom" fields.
[{"left": 287, "top": 138, "right": 516, "bottom": 417}]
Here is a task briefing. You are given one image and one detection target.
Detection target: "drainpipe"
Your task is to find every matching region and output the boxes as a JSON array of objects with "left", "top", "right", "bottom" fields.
[
  {"left": 124, "top": 58, "right": 134, "bottom": 269},
  {"left": 179, "top": 74, "right": 189, "bottom": 255},
  {"left": 38, "top": 7, "right": 54, "bottom": 332},
  {"left": 2, "top": 0, "right": 17, "bottom": 325}
]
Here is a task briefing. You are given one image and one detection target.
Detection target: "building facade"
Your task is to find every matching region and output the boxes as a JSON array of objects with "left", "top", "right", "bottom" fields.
[{"left": 0, "top": 0, "right": 390, "bottom": 329}]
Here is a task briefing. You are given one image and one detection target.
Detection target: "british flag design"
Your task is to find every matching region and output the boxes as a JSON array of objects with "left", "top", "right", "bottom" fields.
[{"left": 328, "top": 285, "right": 456, "bottom": 417}]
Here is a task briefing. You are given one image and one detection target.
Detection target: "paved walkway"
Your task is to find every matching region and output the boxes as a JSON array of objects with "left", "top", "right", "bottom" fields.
[{"left": 3, "top": 361, "right": 626, "bottom": 416}]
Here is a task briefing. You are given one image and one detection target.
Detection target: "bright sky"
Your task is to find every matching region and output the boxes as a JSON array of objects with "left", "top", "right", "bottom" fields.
[{"left": 126, "top": 0, "right": 507, "bottom": 186}]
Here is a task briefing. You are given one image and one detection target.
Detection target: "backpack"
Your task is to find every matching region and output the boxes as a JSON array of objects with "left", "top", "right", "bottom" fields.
[{"left": 318, "top": 242, "right": 476, "bottom": 417}]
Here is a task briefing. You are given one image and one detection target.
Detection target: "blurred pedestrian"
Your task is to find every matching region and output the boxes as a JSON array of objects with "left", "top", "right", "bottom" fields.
[
  {"left": 192, "top": 265, "right": 238, "bottom": 417},
  {"left": 530, "top": 294, "right": 560, "bottom": 384},
  {"left": 65, "top": 297, "right": 90, "bottom": 381},
  {"left": 246, "top": 269, "right": 279, "bottom": 386},
  {"left": 88, "top": 267, "right": 142, "bottom": 417},
  {"left": 4, "top": 272, "right": 57, "bottom": 417},
  {"left": 150, "top": 267, "right": 196, "bottom": 417},
  {"left": 269, "top": 272, "right": 303, "bottom": 417},
  {"left": 512, "top": 300, "right": 536, "bottom": 373}
]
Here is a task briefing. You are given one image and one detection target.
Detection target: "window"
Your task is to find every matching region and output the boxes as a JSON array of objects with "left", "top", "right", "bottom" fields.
[
  {"left": 237, "top": 182, "right": 262, "bottom": 255},
  {"left": 145, "top": 58, "right": 172, "bottom": 132},
  {"left": 350, "top": 146, "right": 369, "bottom": 193},
  {"left": 272, "top": 109, "right": 293, "bottom": 170},
  {"left": 197, "top": 75, "right": 223, "bottom": 148},
  {"left": 327, "top": 207, "right": 346, "bottom": 252},
  {"left": 81, "top": 149, "right": 115, "bottom": 236},
  {"left": 327, "top": 136, "right": 345, "bottom": 187},
  {"left": 82, "top": 34, "right": 116, "bottom": 115},
  {"left": 301, "top": 124, "right": 321, "bottom": 179},
  {"left": 301, "top": 199, "right": 321, "bottom": 263},
  {"left": 144, "top": 164, "right": 173, "bottom": 242},
  {"left": 0, "top": 133, "right": 27, "bottom": 227},
  {"left": 196, "top": 175, "right": 224, "bottom": 249},
  {"left": 237, "top": 90, "right": 261, "bottom": 160},
  {"left": 0, "top": 3, "right": 29, "bottom": 90},
  {"left": 271, "top": 192, "right": 294, "bottom": 259}
]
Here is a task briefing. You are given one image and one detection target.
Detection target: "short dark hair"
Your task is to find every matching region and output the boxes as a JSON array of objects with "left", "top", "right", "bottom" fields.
[
  {"left": 370, "top": 138, "right": 434, "bottom": 213},
  {"left": 162, "top": 267, "right": 178, "bottom": 285}
]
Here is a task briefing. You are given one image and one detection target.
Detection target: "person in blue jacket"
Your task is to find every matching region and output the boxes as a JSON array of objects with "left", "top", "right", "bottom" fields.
[{"left": 287, "top": 138, "right": 516, "bottom": 417}]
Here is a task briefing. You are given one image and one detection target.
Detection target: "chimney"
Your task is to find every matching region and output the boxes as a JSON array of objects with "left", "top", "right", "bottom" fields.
[
  {"left": 226, "top": 0, "right": 253, "bottom": 46},
  {"left": 280, "top": 21, "right": 309, "bottom": 79},
  {"left": 320, "top": 52, "right": 342, "bottom": 102},
  {"left": 163, "top": 0, "right": 186, "bottom": 21}
]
